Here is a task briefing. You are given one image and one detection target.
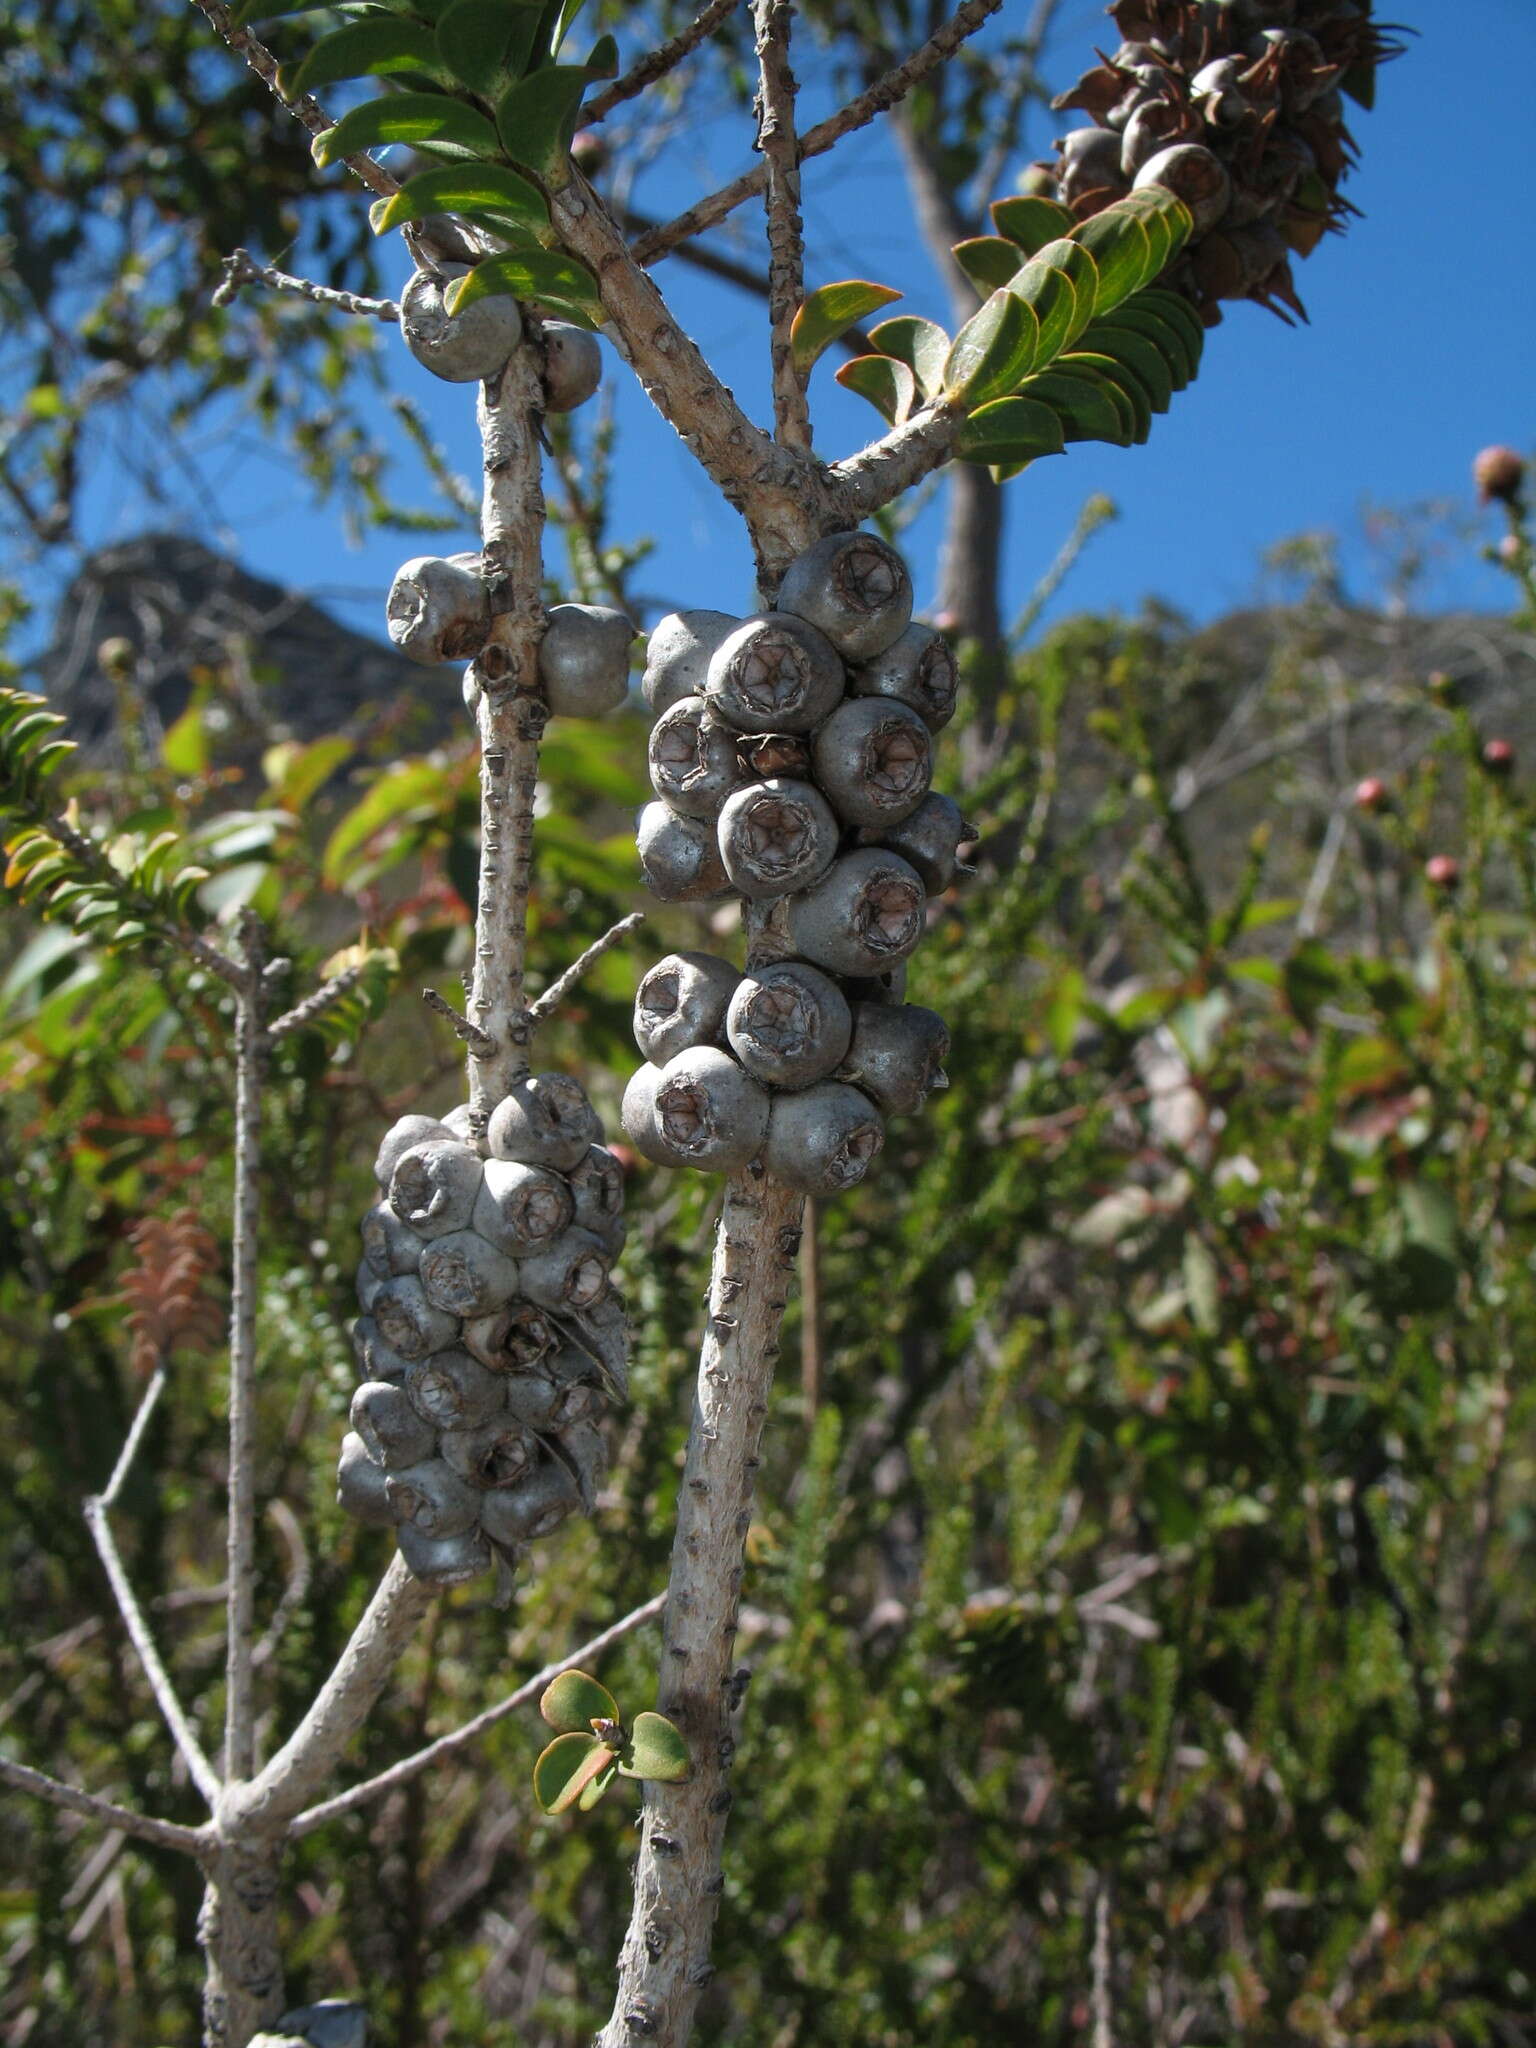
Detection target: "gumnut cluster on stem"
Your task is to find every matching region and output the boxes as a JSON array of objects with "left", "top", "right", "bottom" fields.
[{"left": 623, "top": 531, "right": 962, "bottom": 1198}]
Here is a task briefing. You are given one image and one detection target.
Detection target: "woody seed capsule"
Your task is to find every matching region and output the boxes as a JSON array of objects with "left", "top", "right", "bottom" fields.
[
  {"left": 785, "top": 848, "right": 927, "bottom": 979},
  {"left": 726, "top": 961, "right": 853, "bottom": 1090},
  {"left": 396, "top": 1520, "right": 493, "bottom": 1587},
  {"left": 350, "top": 1381, "right": 438, "bottom": 1470},
  {"left": 622, "top": 1048, "right": 770, "bottom": 1171},
  {"left": 1133, "top": 143, "right": 1233, "bottom": 234},
  {"left": 541, "top": 323, "right": 603, "bottom": 412},
  {"left": 439, "top": 1416, "right": 537, "bottom": 1489},
  {"left": 648, "top": 697, "right": 750, "bottom": 819},
  {"left": 775, "top": 532, "right": 913, "bottom": 661},
  {"left": 760, "top": 1082, "right": 886, "bottom": 1196},
  {"left": 352, "top": 1316, "right": 413, "bottom": 1385},
  {"left": 487, "top": 1073, "right": 603, "bottom": 1173},
  {"left": 840, "top": 1002, "right": 951, "bottom": 1117},
  {"left": 418, "top": 1229, "right": 522, "bottom": 1317},
  {"left": 405, "top": 1347, "right": 506, "bottom": 1430},
  {"left": 568, "top": 1143, "right": 627, "bottom": 1253},
  {"left": 388, "top": 1140, "right": 483, "bottom": 1239},
  {"left": 539, "top": 603, "right": 635, "bottom": 718},
  {"left": 384, "top": 1456, "right": 482, "bottom": 1538},
  {"left": 704, "top": 614, "right": 845, "bottom": 734},
  {"left": 517, "top": 1226, "right": 612, "bottom": 1313},
  {"left": 633, "top": 951, "right": 740, "bottom": 1065},
  {"left": 336, "top": 1432, "right": 399, "bottom": 1527},
  {"left": 811, "top": 698, "right": 932, "bottom": 830},
  {"left": 387, "top": 554, "right": 492, "bottom": 667},
  {"left": 399, "top": 265, "right": 522, "bottom": 383},
  {"left": 636, "top": 800, "right": 732, "bottom": 902},
  {"left": 372, "top": 1274, "right": 462, "bottom": 1361},
  {"left": 642, "top": 610, "right": 741, "bottom": 716},
  {"left": 850, "top": 624, "right": 959, "bottom": 732},
  {"left": 361, "top": 1202, "right": 423, "bottom": 1279},
  {"left": 472, "top": 1158, "right": 574, "bottom": 1257},
  {"left": 858, "top": 791, "right": 972, "bottom": 894},
  {"left": 461, "top": 1299, "right": 558, "bottom": 1373},
  {"left": 355, "top": 1258, "right": 383, "bottom": 1316},
  {"left": 716, "top": 778, "right": 840, "bottom": 900},
  {"left": 478, "top": 1456, "right": 582, "bottom": 1547},
  {"left": 374, "top": 1115, "right": 455, "bottom": 1190},
  {"left": 738, "top": 730, "right": 813, "bottom": 781}
]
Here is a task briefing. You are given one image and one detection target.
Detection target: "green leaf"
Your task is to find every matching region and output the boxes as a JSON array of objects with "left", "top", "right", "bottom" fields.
[
  {"left": 370, "top": 163, "right": 549, "bottom": 236},
  {"left": 283, "top": 21, "right": 443, "bottom": 98},
  {"left": 1069, "top": 208, "right": 1155, "bottom": 320},
  {"left": 790, "top": 281, "right": 903, "bottom": 377},
  {"left": 619, "top": 1711, "right": 691, "bottom": 1783},
  {"left": 951, "top": 237, "right": 1022, "bottom": 294},
  {"left": 1057, "top": 353, "right": 1149, "bottom": 443},
  {"left": 161, "top": 702, "right": 208, "bottom": 778},
  {"left": 312, "top": 93, "right": 499, "bottom": 168},
  {"left": 834, "top": 353, "right": 917, "bottom": 427},
  {"left": 263, "top": 735, "right": 354, "bottom": 813},
  {"left": 445, "top": 249, "right": 601, "bottom": 326},
  {"left": 942, "top": 290, "right": 1039, "bottom": 407},
  {"left": 1016, "top": 368, "right": 1130, "bottom": 447},
  {"left": 495, "top": 63, "right": 591, "bottom": 173},
  {"left": 578, "top": 1759, "right": 618, "bottom": 1809},
  {"left": 583, "top": 32, "right": 618, "bottom": 78},
  {"left": 1141, "top": 286, "right": 1206, "bottom": 374},
  {"left": 1115, "top": 187, "right": 1193, "bottom": 273},
  {"left": 1078, "top": 323, "right": 1175, "bottom": 412},
  {"left": 1086, "top": 303, "right": 1195, "bottom": 390},
  {"left": 322, "top": 758, "right": 451, "bottom": 887},
  {"left": 533, "top": 1731, "right": 615, "bottom": 1814},
  {"left": 1011, "top": 238, "right": 1097, "bottom": 362},
  {"left": 991, "top": 195, "right": 1076, "bottom": 255},
  {"left": 435, "top": 0, "right": 543, "bottom": 96},
  {"left": 955, "top": 396, "right": 1065, "bottom": 467},
  {"left": 867, "top": 316, "right": 950, "bottom": 399},
  {"left": 540, "top": 1667, "right": 620, "bottom": 1732}
]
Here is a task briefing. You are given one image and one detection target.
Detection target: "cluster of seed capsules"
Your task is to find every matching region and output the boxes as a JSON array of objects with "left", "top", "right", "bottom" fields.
[
  {"left": 339, "top": 1076, "right": 629, "bottom": 1588},
  {"left": 1029, "top": 0, "right": 1399, "bottom": 320},
  {"left": 621, "top": 530, "right": 966, "bottom": 1198}
]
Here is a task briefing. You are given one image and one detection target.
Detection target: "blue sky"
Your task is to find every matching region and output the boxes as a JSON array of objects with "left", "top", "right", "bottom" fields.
[{"left": 84, "top": 0, "right": 1536, "bottom": 644}]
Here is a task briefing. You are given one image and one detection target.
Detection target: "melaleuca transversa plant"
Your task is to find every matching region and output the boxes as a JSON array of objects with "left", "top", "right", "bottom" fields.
[{"left": 0, "top": 2, "right": 1398, "bottom": 2044}]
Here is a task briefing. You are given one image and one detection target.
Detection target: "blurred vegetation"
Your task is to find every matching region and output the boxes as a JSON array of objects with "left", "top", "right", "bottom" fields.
[{"left": 2, "top": 472, "right": 1534, "bottom": 2044}]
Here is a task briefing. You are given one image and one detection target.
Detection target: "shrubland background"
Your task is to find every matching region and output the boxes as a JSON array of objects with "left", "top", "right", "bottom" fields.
[{"left": 2, "top": 1, "right": 1535, "bottom": 2043}]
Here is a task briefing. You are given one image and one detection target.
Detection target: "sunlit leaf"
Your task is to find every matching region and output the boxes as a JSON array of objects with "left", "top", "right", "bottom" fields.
[
  {"left": 283, "top": 21, "right": 443, "bottom": 99},
  {"left": 866, "top": 316, "right": 950, "bottom": 399},
  {"left": 370, "top": 163, "right": 549, "bottom": 236},
  {"left": 789, "top": 281, "right": 903, "bottom": 377},
  {"left": 540, "top": 1667, "right": 620, "bottom": 1732},
  {"left": 618, "top": 1711, "right": 690, "bottom": 1783},
  {"left": 943, "top": 290, "right": 1039, "bottom": 406},
  {"left": 955, "top": 395, "right": 1065, "bottom": 467},
  {"left": 312, "top": 94, "right": 499, "bottom": 169},
  {"left": 445, "top": 249, "right": 602, "bottom": 326},
  {"left": 496, "top": 65, "right": 599, "bottom": 175},
  {"left": 951, "top": 237, "right": 1022, "bottom": 294},
  {"left": 834, "top": 353, "right": 917, "bottom": 427},
  {"left": 990, "top": 195, "right": 1075, "bottom": 254}
]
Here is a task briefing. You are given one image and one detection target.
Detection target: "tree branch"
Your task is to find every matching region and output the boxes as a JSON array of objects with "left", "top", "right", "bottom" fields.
[
  {"left": 224, "top": 912, "right": 268, "bottom": 1784},
  {"left": 212, "top": 248, "right": 399, "bottom": 323},
  {"left": 0, "top": 1757, "right": 211, "bottom": 1858},
  {"left": 267, "top": 962, "right": 368, "bottom": 1042},
  {"left": 828, "top": 399, "right": 968, "bottom": 522},
  {"left": 586, "top": 0, "right": 744, "bottom": 124},
  {"left": 753, "top": 1, "right": 811, "bottom": 453},
  {"left": 288, "top": 1590, "right": 667, "bottom": 1836},
  {"left": 528, "top": 912, "right": 645, "bottom": 1026}
]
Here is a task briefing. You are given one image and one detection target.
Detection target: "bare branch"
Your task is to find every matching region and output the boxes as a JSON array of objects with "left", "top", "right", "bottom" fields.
[
  {"left": 224, "top": 915, "right": 268, "bottom": 1784},
  {"left": 828, "top": 400, "right": 967, "bottom": 523},
  {"left": 289, "top": 1591, "right": 667, "bottom": 1836},
  {"left": 213, "top": 248, "right": 399, "bottom": 323},
  {"left": 586, "top": 0, "right": 743, "bottom": 124},
  {"left": 100, "top": 1365, "right": 168, "bottom": 1510},
  {"left": 186, "top": 0, "right": 400, "bottom": 200},
  {"left": 421, "top": 985, "right": 498, "bottom": 1060},
  {"left": 753, "top": 2, "right": 811, "bottom": 453},
  {"left": 528, "top": 912, "right": 645, "bottom": 1025},
  {"left": 251, "top": 1498, "right": 311, "bottom": 1675},
  {"left": 0, "top": 1757, "right": 210, "bottom": 1857},
  {"left": 631, "top": 0, "right": 1004, "bottom": 269},
  {"left": 268, "top": 962, "right": 367, "bottom": 1042}
]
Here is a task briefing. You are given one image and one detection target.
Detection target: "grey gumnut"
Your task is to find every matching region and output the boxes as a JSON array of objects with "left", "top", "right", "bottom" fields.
[
  {"left": 355, "top": 1258, "right": 383, "bottom": 1316},
  {"left": 418, "top": 1229, "right": 522, "bottom": 1318},
  {"left": 1057, "top": 124, "right": 1129, "bottom": 205},
  {"left": 539, "top": 602, "right": 635, "bottom": 718},
  {"left": 373, "top": 1115, "right": 454, "bottom": 1190},
  {"left": 396, "top": 1519, "right": 493, "bottom": 1586},
  {"left": 384, "top": 1456, "right": 481, "bottom": 1538},
  {"left": 352, "top": 1316, "right": 412, "bottom": 1385},
  {"left": 472, "top": 1158, "right": 574, "bottom": 1256},
  {"left": 351, "top": 1381, "right": 438, "bottom": 1470},
  {"left": 704, "top": 614, "right": 845, "bottom": 734},
  {"left": 388, "top": 1140, "right": 483, "bottom": 1239},
  {"left": 1134, "top": 143, "right": 1232, "bottom": 234},
  {"left": 361, "top": 1202, "right": 423, "bottom": 1278},
  {"left": 337, "top": 1432, "right": 399, "bottom": 1527},
  {"left": 275, "top": 2006, "right": 369, "bottom": 2048},
  {"left": 561, "top": 1290, "right": 630, "bottom": 1402},
  {"left": 568, "top": 1144, "right": 626, "bottom": 1253},
  {"left": 859, "top": 791, "right": 972, "bottom": 895},
  {"left": 636, "top": 800, "right": 731, "bottom": 902},
  {"left": 716, "top": 778, "right": 838, "bottom": 902},
  {"left": 760, "top": 1081, "right": 886, "bottom": 1196},
  {"left": 784, "top": 848, "right": 927, "bottom": 979},
  {"left": 405, "top": 1348, "right": 505, "bottom": 1431},
  {"left": 386, "top": 553, "right": 491, "bottom": 667},
  {"left": 624, "top": 1047, "right": 770, "bottom": 1171},
  {"left": 439, "top": 1101, "right": 478, "bottom": 1142},
  {"left": 439, "top": 1416, "right": 537, "bottom": 1489},
  {"left": 851, "top": 624, "right": 959, "bottom": 731},
  {"left": 642, "top": 610, "right": 740, "bottom": 716},
  {"left": 478, "top": 1457, "right": 582, "bottom": 1546},
  {"left": 461, "top": 1300, "right": 558, "bottom": 1373},
  {"left": 399, "top": 265, "right": 522, "bottom": 383},
  {"left": 498, "top": 1368, "right": 566, "bottom": 1431},
  {"left": 486, "top": 1072, "right": 603, "bottom": 1173},
  {"left": 775, "top": 531, "right": 913, "bottom": 661},
  {"left": 633, "top": 951, "right": 740, "bottom": 1065},
  {"left": 648, "top": 696, "right": 749, "bottom": 820},
  {"left": 839, "top": 1002, "right": 951, "bottom": 1116},
  {"left": 726, "top": 961, "right": 853, "bottom": 1089},
  {"left": 371, "top": 1274, "right": 461, "bottom": 1361},
  {"left": 517, "top": 1226, "right": 612, "bottom": 1312},
  {"left": 541, "top": 323, "right": 603, "bottom": 412},
  {"left": 811, "top": 698, "right": 932, "bottom": 830}
]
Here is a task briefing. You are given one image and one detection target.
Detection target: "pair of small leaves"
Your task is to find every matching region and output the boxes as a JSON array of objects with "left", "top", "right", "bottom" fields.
[{"left": 532, "top": 1669, "right": 690, "bottom": 1817}]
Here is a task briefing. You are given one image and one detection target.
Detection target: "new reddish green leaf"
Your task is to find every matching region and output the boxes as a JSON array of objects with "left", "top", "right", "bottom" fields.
[
  {"left": 834, "top": 353, "right": 918, "bottom": 427},
  {"left": 790, "top": 281, "right": 904, "bottom": 377},
  {"left": 867, "top": 315, "right": 950, "bottom": 399},
  {"left": 540, "top": 1668, "right": 620, "bottom": 1733},
  {"left": 990, "top": 195, "right": 1076, "bottom": 254},
  {"left": 533, "top": 1731, "right": 616, "bottom": 1814}
]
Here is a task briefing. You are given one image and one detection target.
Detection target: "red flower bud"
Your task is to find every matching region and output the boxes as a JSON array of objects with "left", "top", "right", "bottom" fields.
[
  {"left": 1424, "top": 854, "right": 1460, "bottom": 891},
  {"left": 1353, "top": 777, "right": 1389, "bottom": 814},
  {"left": 1482, "top": 738, "right": 1515, "bottom": 774},
  {"left": 1473, "top": 445, "right": 1526, "bottom": 505}
]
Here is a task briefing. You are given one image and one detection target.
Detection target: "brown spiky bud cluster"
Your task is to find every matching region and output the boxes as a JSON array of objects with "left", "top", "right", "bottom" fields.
[
  {"left": 120, "top": 1210, "right": 225, "bottom": 1378},
  {"left": 623, "top": 533, "right": 962, "bottom": 1199},
  {"left": 1030, "top": 0, "right": 1402, "bottom": 322},
  {"left": 339, "top": 1082, "right": 629, "bottom": 1588}
]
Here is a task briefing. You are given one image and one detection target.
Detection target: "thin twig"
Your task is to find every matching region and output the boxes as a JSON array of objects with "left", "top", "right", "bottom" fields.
[
  {"left": 213, "top": 248, "right": 399, "bottom": 322},
  {"left": 100, "top": 1366, "right": 168, "bottom": 1509},
  {"left": 268, "top": 962, "right": 368, "bottom": 1042},
  {"left": 421, "top": 986, "right": 498, "bottom": 1060},
  {"left": 82, "top": 1497, "right": 223, "bottom": 1807},
  {"left": 290, "top": 1591, "right": 667, "bottom": 1835},
  {"left": 186, "top": 0, "right": 400, "bottom": 200},
  {"left": 251, "top": 1498, "right": 311, "bottom": 1676},
  {"left": 0, "top": 1757, "right": 210, "bottom": 1857},
  {"left": 528, "top": 912, "right": 645, "bottom": 1024},
  {"left": 631, "top": 0, "right": 1004, "bottom": 269},
  {"left": 753, "top": 1, "right": 811, "bottom": 453},
  {"left": 224, "top": 913, "right": 267, "bottom": 1784},
  {"left": 586, "top": 0, "right": 743, "bottom": 123}
]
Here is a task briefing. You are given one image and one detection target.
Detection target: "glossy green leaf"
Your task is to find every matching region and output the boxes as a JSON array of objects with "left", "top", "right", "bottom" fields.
[
  {"left": 834, "top": 353, "right": 917, "bottom": 427},
  {"left": 322, "top": 758, "right": 452, "bottom": 887},
  {"left": 1006, "top": 255, "right": 1078, "bottom": 369},
  {"left": 790, "top": 281, "right": 903, "bottom": 377},
  {"left": 1059, "top": 352, "right": 1149, "bottom": 442},
  {"left": 1017, "top": 368, "right": 1130, "bottom": 447},
  {"left": 445, "top": 249, "right": 601, "bottom": 325},
  {"left": 1087, "top": 302, "right": 1194, "bottom": 389},
  {"left": 533, "top": 1731, "right": 614, "bottom": 1814},
  {"left": 577, "top": 1759, "right": 618, "bottom": 1809},
  {"left": 312, "top": 94, "right": 499, "bottom": 169},
  {"left": 867, "top": 316, "right": 950, "bottom": 399},
  {"left": 233, "top": 0, "right": 378, "bottom": 25},
  {"left": 583, "top": 32, "right": 618, "bottom": 78},
  {"left": 370, "top": 162, "right": 549, "bottom": 236},
  {"left": 1142, "top": 287, "right": 1206, "bottom": 374},
  {"left": 942, "top": 290, "right": 1038, "bottom": 407},
  {"left": 496, "top": 64, "right": 592, "bottom": 174},
  {"left": 990, "top": 195, "right": 1076, "bottom": 255},
  {"left": 1022, "top": 238, "right": 1099, "bottom": 350},
  {"left": 1116, "top": 187, "right": 1193, "bottom": 273},
  {"left": 1069, "top": 207, "right": 1155, "bottom": 319},
  {"left": 1079, "top": 323, "right": 1175, "bottom": 412},
  {"left": 951, "top": 237, "right": 1022, "bottom": 294},
  {"left": 619, "top": 1711, "right": 691, "bottom": 1783},
  {"left": 540, "top": 1667, "right": 620, "bottom": 1732},
  {"left": 955, "top": 396, "right": 1065, "bottom": 467},
  {"left": 283, "top": 21, "right": 443, "bottom": 99},
  {"left": 435, "top": 0, "right": 541, "bottom": 96}
]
